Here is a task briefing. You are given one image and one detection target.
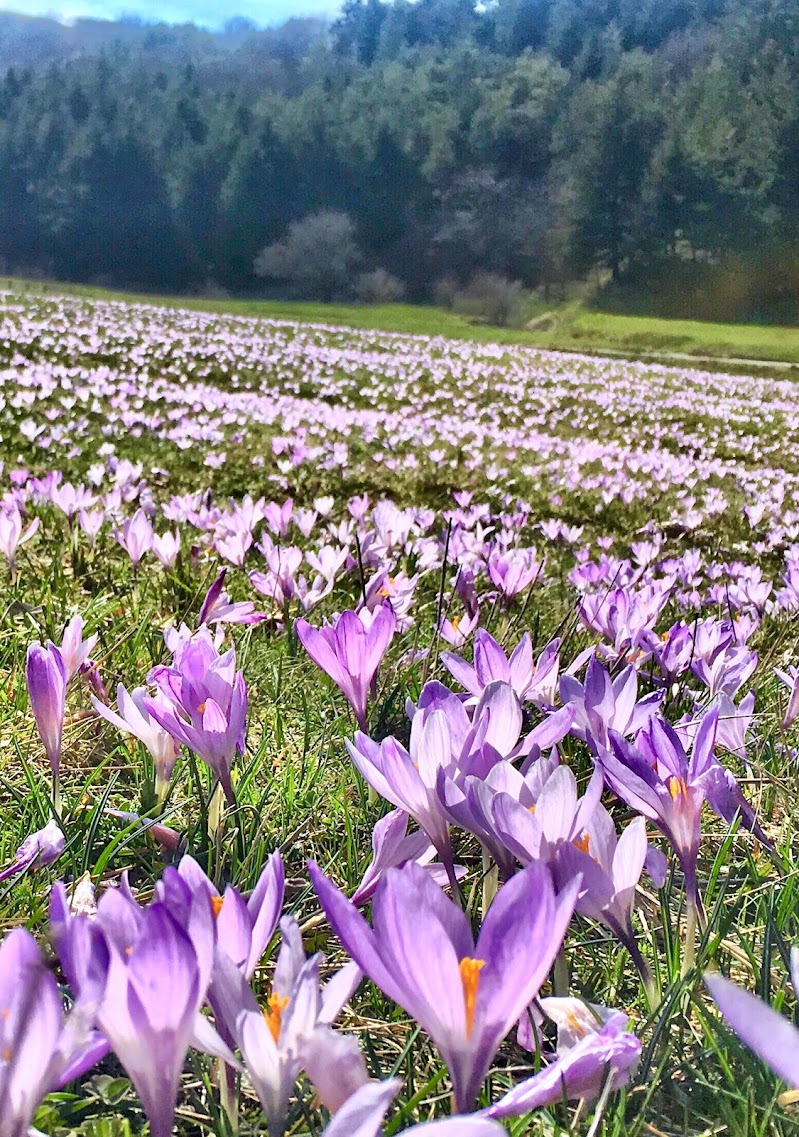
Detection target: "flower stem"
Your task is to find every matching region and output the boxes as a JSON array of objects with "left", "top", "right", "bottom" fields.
[
  {"left": 682, "top": 895, "right": 699, "bottom": 978},
  {"left": 52, "top": 772, "right": 62, "bottom": 821},
  {"left": 481, "top": 849, "right": 498, "bottom": 918},
  {"left": 218, "top": 1055, "right": 239, "bottom": 1133}
]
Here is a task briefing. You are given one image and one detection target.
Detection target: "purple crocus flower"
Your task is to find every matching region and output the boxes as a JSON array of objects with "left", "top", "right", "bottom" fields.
[
  {"left": 321, "top": 1079, "right": 506, "bottom": 1137},
  {"left": 0, "top": 818, "right": 64, "bottom": 883},
  {"left": 441, "top": 631, "right": 560, "bottom": 709},
  {"left": 199, "top": 568, "right": 268, "bottom": 626},
  {"left": 437, "top": 706, "right": 576, "bottom": 882},
  {"left": 146, "top": 628, "right": 248, "bottom": 804},
  {"left": 0, "top": 507, "right": 38, "bottom": 574},
  {"left": 113, "top": 508, "right": 154, "bottom": 566},
  {"left": 653, "top": 621, "right": 695, "bottom": 686},
  {"left": 26, "top": 641, "right": 67, "bottom": 801},
  {"left": 0, "top": 927, "right": 109, "bottom": 1136},
  {"left": 691, "top": 643, "right": 758, "bottom": 700},
  {"left": 775, "top": 665, "right": 799, "bottom": 729},
  {"left": 57, "top": 616, "right": 99, "bottom": 686},
  {"left": 487, "top": 1002, "right": 641, "bottom": 1118},
  {"left": 485, "top": 763, "right": 604, "bottom": 875},
  {"left": 346, "top": 680, "right": 520, "bottom": 889},
  {"left": 705, "top": 954, "right": 799, "bottom": 1092},
  {"left": 51, "top": 884, "right": 234, "bottom": 1137},
  {"left": 487, "top": 547, "right": 543, "bottom": 603},
  {"left": 170, "top": 851, "right": 285, "bottom": 980},
  {"left": 351, "top": 809, "right": 463, "bottom": 906},
  {"left": 561, "top": 657, "right": 662, "bottom": 748},
  {"left": 92, "top": 684, "right": 181, "bottom": 796},
  {"left": 712, "top": 690, "right": 755, "bottom": 764},
  {"left": 211, "top": 915, "right": 365, "bottom": 1136},
  {"left": 597, "top": 708, "right": 769, "bottom": 923},
  {"left": 578, "top": 586, "right": 667, "bottom": 665},
  {"left": 438, "top": 609, "right": 480, "bottom": 649},
  {"left": 551, "top": 809, "right": 665, "bottom": 989},
  {"left": 296, "top": 603, "right": 396, "bottom": 731},
  {"left": 309, "top": 858, "right": 578, "bottom": 1112}
]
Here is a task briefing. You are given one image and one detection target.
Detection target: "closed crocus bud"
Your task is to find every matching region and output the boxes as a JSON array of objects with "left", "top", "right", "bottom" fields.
[
  {"left": 0, "top": 818, "right": 64, "bottom": 882},
  {"left": 26, "top": 642, "right": 67, "bottom": 805}
]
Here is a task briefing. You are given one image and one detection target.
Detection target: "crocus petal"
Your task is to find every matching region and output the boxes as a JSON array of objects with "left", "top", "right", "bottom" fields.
[{"left": 705, "top": 972, "right": 799, "bottom": 1088}]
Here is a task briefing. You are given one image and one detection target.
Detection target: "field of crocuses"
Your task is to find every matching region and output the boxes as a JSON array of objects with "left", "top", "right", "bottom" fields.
[{"left": 2, "top": 286, "right": 799, "bottom": 1137}]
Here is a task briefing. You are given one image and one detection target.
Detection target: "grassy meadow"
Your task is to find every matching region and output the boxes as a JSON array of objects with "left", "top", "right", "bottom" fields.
[
  {"left": 9, "top": 275, "right": 799, "bottom": 370},
  {"left": 0, "top": 283, "right": 798, "bottom": 1137}
]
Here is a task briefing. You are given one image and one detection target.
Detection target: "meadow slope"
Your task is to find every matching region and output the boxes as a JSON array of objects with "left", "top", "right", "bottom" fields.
[{"left": 0, "top": 288, "right": 797, "bottom": 1137}]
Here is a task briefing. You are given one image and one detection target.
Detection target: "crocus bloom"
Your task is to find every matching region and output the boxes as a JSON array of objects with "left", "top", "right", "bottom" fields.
[
  {"left": 147, "top": 628, "right": 248, "bottom": 804},
  {"left": 487, "top": 547, "right": 543, "bottom": 602},
  {"left": 26, "top": 642, "right": 67, "bottom": 793},
  {"left": 199, "top": 568, "right": 267, "bottom": 626},
  {"left": 561, "top": 657, "right": 662, "bottom": 748},
  {"left": 152, "top": 530, "right": 181, "bottom": 569},
  {"left": 170, "top": 851, "right": 285, "bottom": 980},
  {"left": 0, "top": 927, "right": 109, "bottom": 1136},
  {"left": 310, "top": 859, "right": 578, "bottom": 1112},
  {"left": 0, "top": 818, "right": 64, "bottom": 883},
  {"left": 487, "top": 1002, "right": 641, "bottom": 1118},
  {"left": 438, "top": 609, "right": 480, "bottom": 649},
  {"left": 691, "top": 644, "right": 758, "bottom": 700},
  {"left": 351, "top": 809, "right": 461, "bottom": 906},
  {"left": 51, "top": 884, "right": 233, "bottom": 1137},
  {"left": 441, "top": 631, "right": 560, "bottom": 709},
  {"left": 211, "top": 915, "right": 364, "bottom": 1137},
  {"left": 578, "top": 586, "right": 667, "bottom": 664},
  {"left": 92, "top": 684, "right": 181, "bottom": 796},
  {"left": 296, "top": 602, "right": 396, "bottom": 731},
  {"left": 113, "top": 508, "right": 154, "bottom": 565},
  {"left": 321, "top": 1079, "right": 506, "bottom": 1137},
  {"left": 712, "top": 690, "right": 755, "bottom": 764},
  {"left": 598, "top": 708, "right": 768, "bottom": 914},
  {"left": 57, "top": 615, "right": 99, "bottom": 685},
  {"left": 705, "top": 954, "right": 799, "bottom": 1091},
  {"left": 0, "top": 507, "right": 38, "bottom": 573},
  {"left": 551, "top": 809, "right": 665, "bottom": 985},
  {"left": 437, "top": 706, "right": 576, "bottom": 882}
]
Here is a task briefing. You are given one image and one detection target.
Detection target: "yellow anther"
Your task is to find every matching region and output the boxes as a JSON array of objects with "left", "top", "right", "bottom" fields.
[
  {"left": 573, "top": 831, "right": 591, "bottom": 855},
  {"left": 263, "top": 993, "right": 290, "bottom": 1043},
  {"left": 459, "top": 957, "right": 485, "bottom": 1037},
  {"left": 211, "top": 895, "right": 225, "bottom": 918},
  {"left": 668, "top": 776, "right": 689, "bottom": 800},
  {"left": 564, "top": 1009, "right": 589, "bottom": 1038},
  {"left": 197, "top": 701, "right": 207, "bottom": 714}
]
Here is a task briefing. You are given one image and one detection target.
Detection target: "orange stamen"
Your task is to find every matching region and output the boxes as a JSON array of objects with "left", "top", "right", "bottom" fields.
[
  {"left": 668, "top": 776, "right": 689, "bottom": 800},
  {"left": 197, "top": 701, "right": 207, "bottom": 714},
  {"left": 211, "top": 895, "right": 225, "bottom": 918},
  {"left": 264, "top": 993, "right": 290, "bottom": 1043},
  {"left": 459, "top": 957, "right": 485, "bottom": 1037},
  {"left": 573, "top": 831, "right": 591, "bottom": 855}
]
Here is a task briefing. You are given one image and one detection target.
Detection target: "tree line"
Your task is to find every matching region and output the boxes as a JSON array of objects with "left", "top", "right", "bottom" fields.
[{"left": 1, "top": 0, "right": 798, "bottom": 320}]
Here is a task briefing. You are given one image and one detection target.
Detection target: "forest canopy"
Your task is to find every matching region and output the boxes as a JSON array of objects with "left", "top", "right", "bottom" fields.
[{"left": 0, "top": 0, "right": 797, "bottom": 320}]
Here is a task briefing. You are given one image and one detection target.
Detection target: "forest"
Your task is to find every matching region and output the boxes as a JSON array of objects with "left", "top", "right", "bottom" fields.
[{"left": 0, "top": 0, "right": 797, "bottom": 320}]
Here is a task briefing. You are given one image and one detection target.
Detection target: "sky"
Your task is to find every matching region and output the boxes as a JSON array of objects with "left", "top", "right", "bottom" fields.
[{"left": 2, "top": 0, "right": 335, "bottom": 27}]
